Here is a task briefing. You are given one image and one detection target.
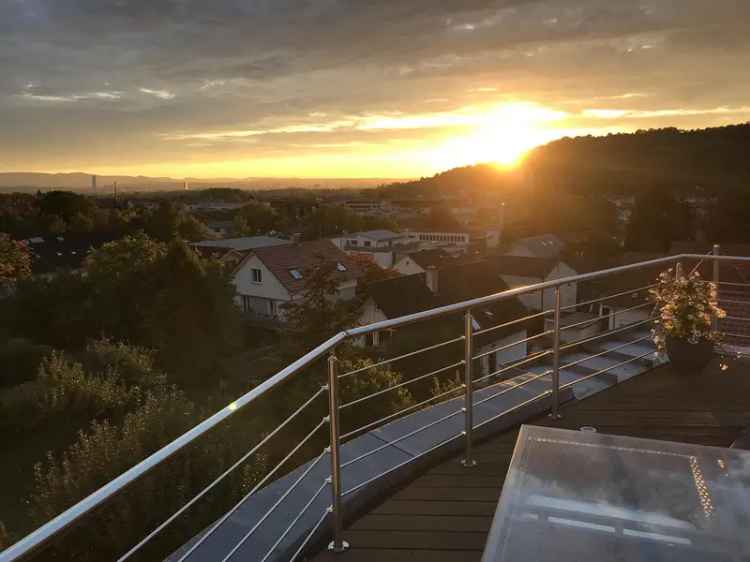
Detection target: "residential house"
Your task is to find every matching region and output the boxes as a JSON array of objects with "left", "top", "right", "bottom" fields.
[
  {"left": 232, "top": 240, "right": 363, "bottom": 320},
  {"left": 393, "top": 249, "right": 454, "bottom": 290},
  {"left": 355, "top": 274, "right": 438, "bottom": 346},
  {"left": 494, "top": 255, "right": 578, "bottom": 311},
  {"left": 25, "top": 234, "right": 119, "bottom": 276},
  {"left": 437, "top": 261, "right": 530, "bottom": 378},
  {"left": 331, "top": 230, "right": 408, "bottom": 269}
]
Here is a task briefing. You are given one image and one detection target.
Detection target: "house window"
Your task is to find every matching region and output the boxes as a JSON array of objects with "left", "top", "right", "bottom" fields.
[
  {"left": 364, "top": 240, "right": 371, "bottom": 247},
  {"left": 336, "top": 262, "right": 348, "bottom": 272},
  {"left": 251, "top": 268, "right": 262, "bottom": 283},
  {"left": 600, "top": 305, "right": 612, "bottom": 317},
  {"left": 242, "top": 295, "right": 251, "bottom": 313},
  {"left": 289, "top": 269, "right": 303, "bottom": 280},
  {"left": 269, "top": 300, "right": 277, "bottom": 316}
]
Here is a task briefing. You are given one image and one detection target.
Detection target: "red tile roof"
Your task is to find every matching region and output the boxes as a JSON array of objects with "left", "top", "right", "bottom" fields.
[{"left": 249, "top": 240, "right": 364, "bottom": 295}]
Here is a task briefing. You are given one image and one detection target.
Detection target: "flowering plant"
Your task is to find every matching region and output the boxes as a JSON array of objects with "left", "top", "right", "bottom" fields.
[{"left": 650, "top": 269, "right": 726, "bottom": 351}]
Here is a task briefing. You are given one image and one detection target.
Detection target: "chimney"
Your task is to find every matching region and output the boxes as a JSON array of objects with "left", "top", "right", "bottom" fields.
[{"left": 425, "top": 266, "right": 439, "bottom": 294}]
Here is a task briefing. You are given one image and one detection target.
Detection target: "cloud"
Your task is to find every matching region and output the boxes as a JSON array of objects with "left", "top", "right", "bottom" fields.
[
  {"left": 139, "top": 87, "right": 175, "bottom": 100},
  {"left": 583, "top": 106, "right": 750, "bottom": 120}
]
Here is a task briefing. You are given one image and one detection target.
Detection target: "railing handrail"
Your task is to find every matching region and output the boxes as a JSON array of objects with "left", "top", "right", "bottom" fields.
[{"left": 3, "top": 251, "right": 745, "bottom": 561}]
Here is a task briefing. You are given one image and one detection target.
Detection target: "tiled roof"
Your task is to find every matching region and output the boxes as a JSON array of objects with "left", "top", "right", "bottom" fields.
[
  {"left": 437, "top": 260, "right": 527, "bottom": 334},
  {"left": 406, "top": 249, "right": 453, "bottom": 269},
  {"left": 494, "top": 255, "right": 559, "bottom": 279},
  {"left": 365, "top": 274, "right": 438, "bottom": 319},
  {"left": 251, "top": 240, "right": 364, "bottom": 295},
  {"left": 507, "top": 234, "right": 564, "bottom": 258}
]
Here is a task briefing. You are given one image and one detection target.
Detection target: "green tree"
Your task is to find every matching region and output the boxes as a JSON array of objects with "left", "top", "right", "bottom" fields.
[
  {"left": 232, "top": 201, "right": 283, "bottom": 235},
  {"left": 283, "top": 258, "right": 359, "bottom": 347},
  {"left": 625, "top": 188, "right": 693, "bottom": 252}
]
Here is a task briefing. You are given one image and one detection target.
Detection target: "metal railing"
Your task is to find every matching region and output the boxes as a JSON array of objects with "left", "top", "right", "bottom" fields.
[{"left": 3, "top": 251, "right": 748, "bottom": 562}]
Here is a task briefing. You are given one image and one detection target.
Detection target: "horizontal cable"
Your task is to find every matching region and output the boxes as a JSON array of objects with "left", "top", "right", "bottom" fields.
[
  {"left": 338, "top": 336, "right": 464, "bottom": 379},
  {"left": 339, "top": 361, "right": 464, "bottom": 411},
  {"left": 723, "top": 316, "right": 750, "bottom": 322},
  {"left": 175, "top": 417, "right": 327, "bottom": 562},
  {"left": 473, "top": 370, "right": 552, "bottom": 408},
  {"left": 559, "top": 317, "right": 655, "bottom": 353},
  {"left": 287, "top": 507, "right": 330, "bottom": 562},
  {"left": 559, "top": 335, "right": 651, "bottom": 371},
  {"left": 221, "top": 451, "right": 327, "bottom": 562},
  {"left": 472, "top": 330, "right": 552, "bottom": 361},
  {"left": 340, "top": 384, "right": 465, "bottom": 441},
  {"left": 560, "top": 284, "right": 656, "bottom": 313},
  {"left": 473, "top": 309, "right": 553, "bottom": 337},
  {"left": 474, "top": 390, "right": 552, "bottom": 431},
  {"left": 342, "top": 432, "right": 463, "bottom": 497},
  {"left": 118, "top": 386, "right": 326, "bottom": 561},
  {"left": 560, "top": 350, "right": 658, "bottom": 391},
  {"left": 718, "top": 298, "right": 750, "bottom": 306},
  {"left": 266, "top": 480, "right": 328, "bottom": 562},
  {"left": 560, "top": 302, "right": 652, "bottom": 333},
  {"left": 720, "top": 332, "right": 750, "bottom": 339},
  {"left": 719, "top": 281, "right": 750, "bottom": 287},
  {"left": 473, "top": 349, "right": 553, "bottom": 385},
  {"left": 341, "top": 408, "right": 463, "bottom": 469}
]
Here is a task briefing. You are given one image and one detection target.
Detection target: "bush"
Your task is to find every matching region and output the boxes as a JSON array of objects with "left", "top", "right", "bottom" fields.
[{"left": 0, "top": 338, "right": 52, "bottom": 388}]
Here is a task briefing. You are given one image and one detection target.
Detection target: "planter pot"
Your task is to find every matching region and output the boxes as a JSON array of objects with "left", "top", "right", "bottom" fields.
[{"left": 665, "top": 336, "right": 714, "bottom": 374}]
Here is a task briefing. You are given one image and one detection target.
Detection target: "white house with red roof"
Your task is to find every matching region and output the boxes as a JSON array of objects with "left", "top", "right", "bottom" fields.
[{"left": 232, "top": 240, "right": 363, "bottom": 321}]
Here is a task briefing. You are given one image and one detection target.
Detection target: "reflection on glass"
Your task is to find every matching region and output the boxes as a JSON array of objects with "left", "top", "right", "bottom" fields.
[{"left": 482, "top": 425, "right": 750, "bottom": 562}]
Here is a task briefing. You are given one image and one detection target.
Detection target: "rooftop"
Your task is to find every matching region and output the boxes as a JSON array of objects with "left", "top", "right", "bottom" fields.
[
  {"left": 494, "top": 255, "right": 560, "bottom": 279},
  {"left": 312, "top": 358, "right": 750, "bottom": 562},
  {"left": 353, "top": 230, "right": 403, "bottom": 241},
  {"left": 192, "top": 236, "right": 290, "bottom": 252}
]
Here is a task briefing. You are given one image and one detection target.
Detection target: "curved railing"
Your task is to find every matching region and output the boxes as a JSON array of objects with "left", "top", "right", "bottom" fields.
[{"left": 2, "top": 250, "right": 745, "bottom": 562}]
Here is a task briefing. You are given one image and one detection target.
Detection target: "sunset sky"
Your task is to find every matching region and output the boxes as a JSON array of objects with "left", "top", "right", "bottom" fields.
[{"left": 2, "top": 1, "right": 750, "bottom": 178}]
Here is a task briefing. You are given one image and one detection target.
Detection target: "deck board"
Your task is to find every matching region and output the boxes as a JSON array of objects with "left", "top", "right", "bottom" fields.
[{"left": 309, "top": 359, "right": 750, "bottom": 562}]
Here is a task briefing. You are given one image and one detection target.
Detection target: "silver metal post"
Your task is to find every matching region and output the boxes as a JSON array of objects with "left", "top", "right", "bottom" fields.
[
  {"left": 327, "top": 353, "right": 349, "bottom": 553},
  {"left": 550, "top": 286, "right": 562, "bottom": 419},
  {"left": 713, "top": 244, "right": 720, "bottom": 333},
  {"left": 461, "top": 310, "right": 477, "bottom": 467},
  {"left": 675, "top": 262, "right": 683, "bottom": 280}
]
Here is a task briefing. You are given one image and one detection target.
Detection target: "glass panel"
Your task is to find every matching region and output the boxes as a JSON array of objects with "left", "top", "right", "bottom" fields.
[{"left": 482, "top": 425, "right": 750, "bottom": 562}]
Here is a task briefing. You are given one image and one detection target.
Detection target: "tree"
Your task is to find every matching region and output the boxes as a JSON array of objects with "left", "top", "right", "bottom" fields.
[
  {"left": 283, "top": 258, "right": 360, "bottom": 346},
  {"left": 232, "top": 202, "right": 283, "bottom": 236},
  {"left": 0, "top": 234, "right": 31, "bottom": 282},
  {"left": 625, "top": 188, "right": 693, "bottom": 252},
  {"left": 145, "top": 240, "right": 243, "bottom": 387}
]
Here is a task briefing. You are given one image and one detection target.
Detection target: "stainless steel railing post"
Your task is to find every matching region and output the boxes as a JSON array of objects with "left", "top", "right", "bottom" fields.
[
  {"left": 461, "top": 310, "right": 478, "bottom": 467},
  {"left": 327, "top": 352, "right": 349, "bottom": 553},
  {"left": 713, "top": 244, "right": 720, "bottom": 334},
  {"left": 550, "top": 286, "right": 563, "bottom": 419}
]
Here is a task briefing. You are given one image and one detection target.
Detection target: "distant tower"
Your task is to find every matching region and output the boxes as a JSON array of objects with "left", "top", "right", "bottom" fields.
[
  {"left": 183, "top": 179, "right": 189, "bottom": 191},
  {"left": 113, "top": 181, "right": 118, "bottom": 204},
  {"left": 91, "top": 175, "right": 97, "bottom": 194}
]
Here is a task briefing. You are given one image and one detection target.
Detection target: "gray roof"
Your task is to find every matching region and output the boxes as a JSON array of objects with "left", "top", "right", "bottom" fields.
[
  {"left": 192, "top": 236, "right": 290, "bottom": 252},
  {"left": 355, "top": 230, "right": 403, "bottom": 241},
  {"left": 508, "top": 234, "right": 564, "bottom": 259}
]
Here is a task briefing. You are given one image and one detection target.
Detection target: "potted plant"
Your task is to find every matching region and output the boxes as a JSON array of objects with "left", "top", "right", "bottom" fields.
[{"left": 650, "top": 268, "right": 726, "bottom": 373}]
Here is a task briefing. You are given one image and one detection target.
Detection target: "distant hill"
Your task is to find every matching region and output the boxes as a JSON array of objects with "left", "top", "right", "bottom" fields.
[
  {"left": 379, "top": 123, "right": 750, "bottom": 199},
  {"left": 0, "top": 173, "right": 401, "bottom": 193}
]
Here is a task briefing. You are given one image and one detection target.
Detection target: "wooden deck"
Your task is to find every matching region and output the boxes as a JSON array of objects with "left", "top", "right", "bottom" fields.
[{"left": 310, "top": 358, "right": 750, "bottom": 562}]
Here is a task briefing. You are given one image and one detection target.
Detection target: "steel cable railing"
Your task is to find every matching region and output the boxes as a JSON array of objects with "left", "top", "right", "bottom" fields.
[{"left": 8, "top": 251, "right": 750, "bottom": 562}]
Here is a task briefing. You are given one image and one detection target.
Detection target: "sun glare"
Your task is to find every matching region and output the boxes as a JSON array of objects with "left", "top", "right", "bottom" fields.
[{"left": 424, "top": 102, "right": 566, "bottom": 170}]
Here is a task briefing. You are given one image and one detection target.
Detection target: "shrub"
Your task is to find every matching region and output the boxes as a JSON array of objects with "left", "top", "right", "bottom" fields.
[{"left": 0, "top": 338, "right": 52, "bottom": 388}]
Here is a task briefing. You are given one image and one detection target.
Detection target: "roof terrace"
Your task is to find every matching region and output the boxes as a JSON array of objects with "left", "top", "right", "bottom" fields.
[{"left": 2, "top": 249, "right": 749, "bottom": 562}]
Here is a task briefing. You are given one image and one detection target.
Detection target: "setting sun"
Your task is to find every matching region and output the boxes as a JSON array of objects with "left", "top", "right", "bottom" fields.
[{"left": 423, "top": 102, "right": 567, "bottom": 171}]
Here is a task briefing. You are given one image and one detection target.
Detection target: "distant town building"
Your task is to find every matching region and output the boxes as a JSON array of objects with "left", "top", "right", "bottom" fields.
[
  {"left": 503, "top": 234, "right": 565, "bottom": 260},
  {"left": 192, "top": 236, "right": 290, "bottom": 253}
]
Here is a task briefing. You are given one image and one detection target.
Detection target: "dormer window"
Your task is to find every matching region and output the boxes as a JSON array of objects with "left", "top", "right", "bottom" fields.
[
  {"left": 251, "top": 268, "right": 262, "bottom": 283},
  {"left": 290, "top": 269, "right": 303, "bottom": 280},
  {"left": 336, "top": 262, "right": 347, "bottom": 272}
]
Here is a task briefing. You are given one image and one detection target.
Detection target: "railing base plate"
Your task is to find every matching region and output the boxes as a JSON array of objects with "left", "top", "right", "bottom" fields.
[{"left": 328, "top": 540, "right": 350, "bottom": 553}]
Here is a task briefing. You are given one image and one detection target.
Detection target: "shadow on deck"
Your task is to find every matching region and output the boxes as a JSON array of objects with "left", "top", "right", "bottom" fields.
[{"left": 310, "top": 357, "right": 750, "bottom": 562}]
